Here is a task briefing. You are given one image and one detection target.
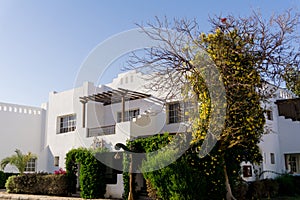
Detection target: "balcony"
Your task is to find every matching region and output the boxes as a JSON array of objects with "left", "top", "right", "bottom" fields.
[
  {"left": 87, "top": 125, "right": 116, "bottom": 137},
  {"left": 276, "top": 98, "right": 300, "bottom": 121}
]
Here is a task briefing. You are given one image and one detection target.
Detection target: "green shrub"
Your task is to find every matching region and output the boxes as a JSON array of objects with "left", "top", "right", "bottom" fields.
[
  {"left": 0, "top": 171, "right": 18, "bottom": 189},
  {"left": 65, "top": 149, "right": 79, "bottom": 194},
  {"left": 0, "top": 171, "right": 5, "bottom": 188},
  {"left": 245, "top": 179, "right": 279, "bottom": 199},
  {"left": 122, "top": 152, "right": 130, "bottom": 199},
  {"left": 276, "top": 174, "right": 298, "bottom": 196},
  {"left": 65, "top": 148, "right": 107, "bottom": 199},
  {"left": 5, "top": 173, "right": 68, "bottom": 195},
  {"left": 261, "top": 179, "right": 279, "bottom": 198},
  {"left": 233, "top": 179, "right": 248, "bottom": 200},
  {"left": 126, "top": 133, "right": 219, "bottom": 200},
  {"left": 5, "top": 175, "right": 17, "bottom": 192},
  {"left": 293, "top": 176, "right": 300, "bottom": 195}
]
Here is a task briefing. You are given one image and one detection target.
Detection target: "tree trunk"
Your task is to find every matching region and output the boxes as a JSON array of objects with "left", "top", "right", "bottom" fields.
[
  {"left": 128, "top": 153, "right": 134, "bottom": 200},
  {"left": 223, "top": 163, "right": 237, "bottom": 200}
]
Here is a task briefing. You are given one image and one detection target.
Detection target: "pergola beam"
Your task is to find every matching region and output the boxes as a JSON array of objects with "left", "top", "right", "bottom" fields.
[
  {"left": 79, "top": 88, "right": 151, "bottom": 125},
  {"left": 79, "top": 88, "right": 151, "bottom": 105}
]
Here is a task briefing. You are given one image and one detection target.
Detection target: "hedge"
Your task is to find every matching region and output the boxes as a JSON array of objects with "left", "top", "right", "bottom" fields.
[
  {"left": 0, "top": 171, "right": 18, "bottom": 189},
  {"left": 276, "top": 174, "right": 300, "bottom": 196},
  {"left": 233, "top": 174, "right": 300, "bottom": 199},
  {"left": 125, "top": 133, "right": 213, "bottom": 200},
  {"left": 65, "top": 148, "right": 107, "bottom": 199},
  {"left": 5, "top": 173, "right": 68, "bottom": 196},
  {"left": 125, "top": 133, "right": 255, "bottom": 200}
]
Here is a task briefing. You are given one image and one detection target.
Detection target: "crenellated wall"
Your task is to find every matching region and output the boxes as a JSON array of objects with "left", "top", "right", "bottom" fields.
[{"left": 0, "top": 102, "right": 46, "bottom": 173}]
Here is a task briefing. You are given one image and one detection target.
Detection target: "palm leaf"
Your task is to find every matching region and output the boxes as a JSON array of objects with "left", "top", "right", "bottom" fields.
[{"left": 0, "top": 149, "right": 37, "bottom": 174}]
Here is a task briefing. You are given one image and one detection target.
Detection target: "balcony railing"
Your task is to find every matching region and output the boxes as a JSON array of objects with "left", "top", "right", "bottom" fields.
[{"left": 87, "top": 125, "right": 116, "bottom": 137}]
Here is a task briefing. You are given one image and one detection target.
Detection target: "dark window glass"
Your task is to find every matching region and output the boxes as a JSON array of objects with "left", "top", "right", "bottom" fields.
[
  {"left": 58, "top": 114, "right": 76, "bottom": 133},
  {"left": 270, "top": 153, "right": 275, "bottom": 164},
  {"left": 243, "top": 165, "right": 252, "bottom": 177}
]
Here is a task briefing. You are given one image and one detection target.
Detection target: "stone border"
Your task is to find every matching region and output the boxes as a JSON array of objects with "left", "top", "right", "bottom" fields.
[{"left": 0, "top": 190, "right": 115, "bottom": 200}]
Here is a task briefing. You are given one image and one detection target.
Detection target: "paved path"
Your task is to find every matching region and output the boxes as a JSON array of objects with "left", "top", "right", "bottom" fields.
[{"left": 0, "top": 190, "right": 114, "bottom": 200}]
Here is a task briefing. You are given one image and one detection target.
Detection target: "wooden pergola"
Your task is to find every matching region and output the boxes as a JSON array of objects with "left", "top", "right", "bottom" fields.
[{"left": 79, "top": 88, "right": 151, "bottom": 127}]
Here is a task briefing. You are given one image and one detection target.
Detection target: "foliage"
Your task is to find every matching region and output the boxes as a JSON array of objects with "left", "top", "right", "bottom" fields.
[
  {"left": 247, "top": 179, "right": 279, "bottom": 199},
  {"left": 129, "top": 11, "right": 299, "bottom": 199},
  {"left": 0, "top": 171, "right": 17, "bottom": 189},
  {"left": 0, "top": 171, "right": 5, "bottom": 188},
  {"left": 0, "top": 149, "right": 37, "bottom": 174},
  {"left": 284, "top": 69, "right": 300, "bottom": 97},
  {"left": 65, "top": 147, "right": 107, "bottom": 199},
  {"left": 65, "top": 148, "right": 78, "bottom": 194},
  {"left": 0, "top": 171, "right": 18, "bottom": 189},
  {"left": 232, "top": 175, "right": 300, "bottom": 199},
  {"left": 189, "top": 21, "right": 266, "bottom": 199},
  {"left": 232, "top": 179, "right": 248, "bottom": 200},
  {"left": 5, "top": 173, "right": 68, "bottom": 196},
  {"left": 122, "top": 150, "right": 130, "bottom": 199},
  {"left": 276, "top": 174, "right": 300, "bottom": 196},
  {"left": 126, "top": 133, "right": 230, "bottom": 200}
]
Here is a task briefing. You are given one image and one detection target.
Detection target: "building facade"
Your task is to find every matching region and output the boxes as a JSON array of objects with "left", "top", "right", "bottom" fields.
[{"left": 0, "top": 70, "right": 299, "bottom": 198}]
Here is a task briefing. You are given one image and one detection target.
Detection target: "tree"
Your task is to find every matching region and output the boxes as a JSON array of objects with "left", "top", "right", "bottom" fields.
[
  {"left": 189, "top": 26, "right": 265, "bottom": 200},
  {"left": 129, "top": 10, "right": 299, "bottom": 200},
  {"left": 0, "top": 149, "right": 37, "bottom": 174},
  {"left": 284, "top": 69, "right": 300, "bottom": 96}
]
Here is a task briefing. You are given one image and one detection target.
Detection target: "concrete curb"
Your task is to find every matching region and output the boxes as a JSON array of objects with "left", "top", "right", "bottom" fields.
[{"left": 0, "top": 191, "right": 113, "bottom": 200}]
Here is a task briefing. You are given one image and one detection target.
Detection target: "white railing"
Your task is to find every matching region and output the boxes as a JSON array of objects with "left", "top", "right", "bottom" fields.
[{"left": 87, "top": 125, "right": 116, "bottom": 137}]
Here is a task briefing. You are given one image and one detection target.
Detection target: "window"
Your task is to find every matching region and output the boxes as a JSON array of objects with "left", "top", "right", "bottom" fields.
[
  {"left": 242, "top": 165, "right": 252, "bottom": 177},
  {"left": 54, "top": 156, "right": 59, "bottom": 167},
  {"left": 168, "top": 102, "right": 181, "bottom": 124},
  {"left": 285, "top": 154, "right": 299, "bottom": 173},
  {"left": 117, "top": 109, "right": 139, "bottom": 123},
  {"left": 25, "top": 158, "right": 36, "bottom": 172},
  {"left": 167, "top": 101, "right": 195, "bottom": 124},
  {"left": 266, "top": 110, "right": 273, "bottom": 120},
  {"left": 289, "top": 156, "right": 297, "bottom": 173},
  {"left": 58, "top": 114, "right": 76, "bottom": 133},
  {"left": 270, "top": 153, "right": 275, "bottom": 164}
]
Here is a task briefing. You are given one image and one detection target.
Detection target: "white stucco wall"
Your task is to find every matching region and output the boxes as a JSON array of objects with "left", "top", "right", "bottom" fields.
[
  {"left": 277, "top": 116, "right": 300, "bottom": 173},
  {"left": 278, "top": 117, "right": 300, "bottom": 155},
  {"left": 45, "top": 82, "right": 107, "bottom": 170},
  {"left": 241, "top": 87, "right": 297, "bottom": 181},
  {"left": 0, "top": 102, "right": 46, "bottom": 173}
]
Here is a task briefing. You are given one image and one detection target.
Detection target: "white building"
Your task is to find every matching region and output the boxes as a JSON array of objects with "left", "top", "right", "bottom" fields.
[{"left": 0, "top": 70, "right": 299, "bottom": 198}]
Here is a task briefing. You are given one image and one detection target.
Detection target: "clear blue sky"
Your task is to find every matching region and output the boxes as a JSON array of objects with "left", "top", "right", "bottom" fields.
[{"left": 0, "top": 0, "right": 298, "bottom": 106}]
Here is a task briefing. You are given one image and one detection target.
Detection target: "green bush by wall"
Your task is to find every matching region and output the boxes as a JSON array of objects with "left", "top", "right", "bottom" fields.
[
  {"left": 65, "top": 148, "right": 107, "bottom": 199},
  {"left": 0, "top": 171, "right": 18, "bottom": 189},
  {"left": 125, "top": 133, "right": 219, "bottom": 200},
  {"left": 276, "top": 174, "right": 300, "bottom": 196},
  {"left": 0, "top": 171, "right": 5, "bottom": 188},
  {"left": 233, "top": 174, "right": 300, "bottom": 199},
  {"left": 5, "top": 173, "right": 68, "bottom": 196}
]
